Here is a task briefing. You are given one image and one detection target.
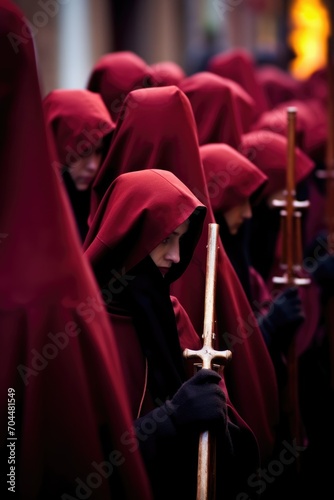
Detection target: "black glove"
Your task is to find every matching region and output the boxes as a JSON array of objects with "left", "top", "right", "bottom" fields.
[
  {"left": 165, "top": 368, "right": 227, "bottom": 431},
  {"left": 258, "top": 286, "right": 305, "bottom": 352},
  {"left": 135, "top": 369, "right": 227, "bottom": 441}
]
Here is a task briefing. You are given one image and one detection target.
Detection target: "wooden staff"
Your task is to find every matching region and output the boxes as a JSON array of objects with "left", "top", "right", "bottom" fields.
[
  {"left": 272, "top": 107, "right": 310, "bottom": 285},
  {"left": 183, "top": 223, "right": 232, "bottom": 500},
  {"left": 272, "top": 107, "right": 310, "bottom": 471}
]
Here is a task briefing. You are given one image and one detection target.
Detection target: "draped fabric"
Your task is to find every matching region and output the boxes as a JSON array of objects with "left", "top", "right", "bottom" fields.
[
  {"left": 84, "top": 169, "right": 207, "bottom": 411},
  {"left": 240, "top": 129, "right": 321, "bottom": 356},
  {"left": 179, "top": 71, "right": 256, "bottom": 147},
  {"left": 251, "top": 98, "right": 328, "bottom": 164},
  {"left": 43, "top": 89, "right": 115, "bottom": 168},
  {"left": 302, "top": 66, "right": 328, "bottom": 105},
  {"left": 200, "top": 142, "right": 267, "bottom": 213},
  {"left": 43, "top": 89, "right": 115, "bottom": 242},
  {"left": 0, "top": 2, "right": 152, "bottom": 498},
  {"left": 151, "top": 60, "right": 186, "bottom": 86},
  {"left": 240, "top": 130, "right": 315, "bottom": 201},
  {"left": 87, "top": 85, "right": 279, "bottom": 463},
  {"left": 250, "top": 99, "right": 328, "bottom": 254},
  {"left": 256, "top": 65, "right": 305, "bottom": 108},
  {"left": 200, "top": 142, "right": 268, "bottom": 304},
  {"left": 84, "top": 169, "right": 260, "bottom": 499},
  {"left": 207, "top": 48, "right": 269, "bottom": 120},
  {"left": 86, "top": 50, "right": 157, "bottom": 122}
]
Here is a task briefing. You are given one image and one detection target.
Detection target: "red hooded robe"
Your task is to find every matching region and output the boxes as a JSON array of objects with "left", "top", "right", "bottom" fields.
[
  {"left": 43, "top": 88, "right": 115, "bottom": 169},
  {"left": 207, "top": 48, "right": 269, "bottom": 121},
  {"left": 200, "top": 142, "right": 270, "bottom": 309},
  {"left": 0, "top": 2, "right": 152, "bottom": 499},
  {"left": 240, "top": 130, "right": 320, "bottom": 356},
  {"left": 84, "top": 169, "right": 260, "bottom": 499},
  {"left": 86, "top": 50, "right": 157, "bottom": 123},
  {"left": 256, "top": 65, "right": 305, "bottom": 109},
  {"left": 151, "top": 60, "right": 186, "bottom": 86},
  {"left": 43, "top": 89, "right": 116, "bottom": 242},
  {"left": 178, "top": 71, "right": 256, "bottom": 148},
  {"left": 87, "top": 85, "right": 279, "bottom": 464},
  {"left": 251, "top": 99, "right": 328, "bottom": 248}
]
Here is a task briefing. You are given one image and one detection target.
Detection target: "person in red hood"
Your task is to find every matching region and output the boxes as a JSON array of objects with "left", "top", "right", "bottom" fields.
[
  {"left": 0, "top": 1, "right": 152, "bottom": 498},
  {"left": 256, "top": 65, "right": 305, "bottom": 109},
  {"left": 251, "top": 97, "right": 329, "bottom": 260},
  {"left": 200, "top": 142, "right": 306, "bottom": 498},
  {"left": 84, "top": 168, "right": 260, "bottom": 500},
  {"left": 239, "top": 129, "right": 319, "bottom": 365},
  {"left": 86, "top": 50, "right": 157, "bottom": 123},
  {"left": 200, "top": 142, "right": 305, "bottom": 357},
  {"left": 86, "top": 85, "right": 280, "bottom": 471},
  {"left": 178, "top": 71, "right": 256, "bottom": 148},
  {"left": 206, "top": 48, "right": 269, "bottom": 121},
  {"left": 43, "top": 89, "right": 115, "bottom": 242},
  {"left": 240, "top": 129, "right": 334, "bottom": 497},
  {"left": 151, "top": 60, "right": 186, "bottom": 86}
]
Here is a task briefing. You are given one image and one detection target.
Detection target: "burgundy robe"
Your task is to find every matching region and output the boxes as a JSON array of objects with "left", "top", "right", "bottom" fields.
[
  {"left": 43, "top": 89, "right": 115, "bottom": 241},
  {"left": 240, "top": 130, "right": 321, "bottom": 356},
  {"left": 87, "top": 85, "right": 279, "bottom": 464},
  {"left": 200, "top": 142, "right": 269, "bottom": 306},
  {"left": 151, "top": 60, "right": 186, "bottom": 86},
  {"left": 43, "top": 88, "right": 115, "bottom": 169},
  {"left": 251, "top": 98, "right": 328, "bottom": 249},
  {"left": 84, "top": 169, "right": 260, "bottom": 499},
  {"left": 86, "top": 50, "right": 157, "bottom": 122},
  {"left": 251, "top": 98, "right": 327, "bottom": 165},
  {"left": 207, "top": 48, "right": 269, "bottom": 120},
  {"left": 256, "top": 65, "right": 305, "bottom": 109},
  {"left": 0, "top": 2, "right": 152, "bottom": 498},
  {"left": 179, "top": 71, "right": 256, "bottom": 148}
]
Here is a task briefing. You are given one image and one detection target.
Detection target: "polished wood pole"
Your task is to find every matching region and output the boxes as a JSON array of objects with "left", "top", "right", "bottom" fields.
[{"left": 183, "top": 223, "right": 232, "bottom": 499}]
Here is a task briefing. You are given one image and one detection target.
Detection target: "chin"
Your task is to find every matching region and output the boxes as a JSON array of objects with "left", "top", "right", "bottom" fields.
[
  {"left": 76, "top": 184, "right": 90, "bottom": 191},
  {"left": 158, "top": 267, "right": 170, "bottom": 276}
]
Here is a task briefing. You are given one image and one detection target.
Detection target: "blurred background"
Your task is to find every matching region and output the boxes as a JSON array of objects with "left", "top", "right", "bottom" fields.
[{"left": 11, "top": 0, "right": 332, "bottom": 97}]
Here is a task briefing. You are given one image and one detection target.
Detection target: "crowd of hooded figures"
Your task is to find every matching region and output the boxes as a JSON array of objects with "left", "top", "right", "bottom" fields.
[{"left": 1, "top": 0, "right": 333, "bottom": 498}]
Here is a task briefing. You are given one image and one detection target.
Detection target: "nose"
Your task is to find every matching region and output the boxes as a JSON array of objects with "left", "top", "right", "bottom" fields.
[
  {"left": 243, "top": 201, "right": 252, "bottom": 220},
  {"left": 166, "top": 242, "right": 181, "bottom": 264},
  {"left": 85, "top": 153, "right": 101, "bottom": 173}
]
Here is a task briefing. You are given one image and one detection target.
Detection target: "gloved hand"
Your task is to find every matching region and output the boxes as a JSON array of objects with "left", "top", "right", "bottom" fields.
[
  {"left": 135, "top": 369, "right": 227, "bottom": 441},
  {"left": 258, "top": 286, "right": 305, "bottom": 352},
  {"left": 165, "top": 368, "right": 227, "bottom": 432}
]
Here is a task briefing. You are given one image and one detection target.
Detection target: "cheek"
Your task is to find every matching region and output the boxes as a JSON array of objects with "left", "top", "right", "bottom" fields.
[
  {"left": 150, "top": 246, "right": 164, "bottom": 266},
  {"left": 68, "top": 166, "right": 76, "bottom": 180},
  {"left": 155, "top": 248, "right": 165, "bottom": 264},
  {"left": 223, "top": 213, "right": 232, "bottom": 228},
  {"left": 68, "top": 162, "right": 82, "bottom": 178}
]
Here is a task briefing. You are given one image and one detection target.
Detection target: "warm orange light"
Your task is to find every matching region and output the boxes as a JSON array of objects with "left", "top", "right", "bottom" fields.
[{"left": 288, "top": 0, "right": 330, "bottom": 79}]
